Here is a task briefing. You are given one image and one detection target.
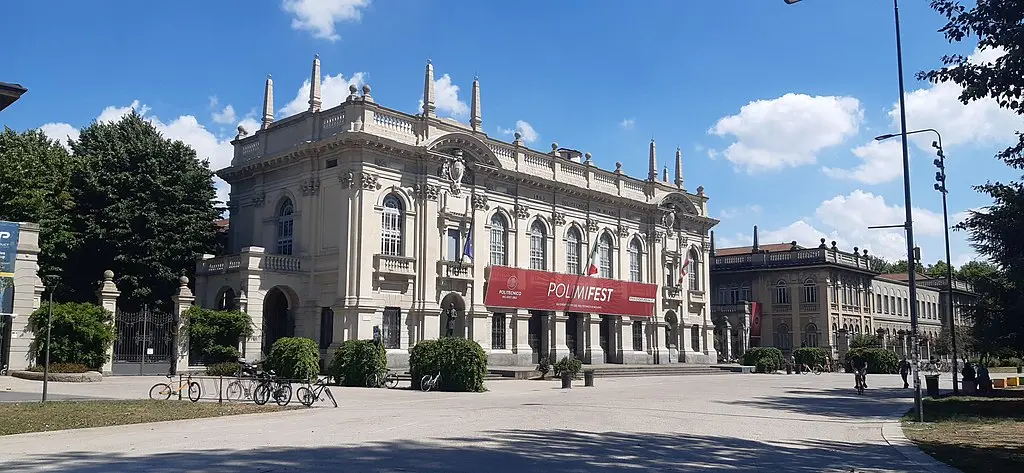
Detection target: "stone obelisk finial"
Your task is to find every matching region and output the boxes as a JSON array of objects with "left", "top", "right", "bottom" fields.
[
  {"left": 675, "top": 146, "right": 684, "bottom": 189},
  {"left": 423, "top": 59, "right": 436, "bottom": 117},
  {"left": 470, "top": 76, "right": 481, "bottom": 131},
  {"left": 648, "top": 139, "right": 657, "bottom": 181},
  {"left": 261, "top": 74, "right": 274, "bottom": 129},
  {"left": 308, "top": 54, "right": 322, "bottom": 112}
]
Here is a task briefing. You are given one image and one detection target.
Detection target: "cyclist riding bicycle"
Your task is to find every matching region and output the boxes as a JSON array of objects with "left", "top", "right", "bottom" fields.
[{"left": 851, "top": 357, "right": 868, "bottom": 390}]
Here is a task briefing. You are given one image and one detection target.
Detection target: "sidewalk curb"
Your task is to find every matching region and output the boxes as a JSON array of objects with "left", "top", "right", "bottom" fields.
[{"left": 881, "top": 421, "right": 963, "bottom": 473}]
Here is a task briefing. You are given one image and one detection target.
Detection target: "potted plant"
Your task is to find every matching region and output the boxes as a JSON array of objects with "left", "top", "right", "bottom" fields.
[
  {"left": 553, "top": 355, "right": 582, "bottom": 389},
  {"left": 536, "top": 357, "right": 551, "bottom": 380}
]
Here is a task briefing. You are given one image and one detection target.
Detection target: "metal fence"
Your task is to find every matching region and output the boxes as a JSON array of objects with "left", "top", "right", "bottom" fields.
[{"left": 113, "top": 306, "right": 175, "bottom": 375}]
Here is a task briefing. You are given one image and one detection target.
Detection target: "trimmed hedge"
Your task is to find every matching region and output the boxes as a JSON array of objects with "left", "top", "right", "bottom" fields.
[
  {"left": 844, "top": 347, "right": 899, "bottom": 374},
  {"left": 409, "top": 338, "right": 488, "bottom": 392},
  {"left": 186, "top": 306, "right": 253, "bottom": 365},
  {"left": 328, "top": 339, "right": 387, "bottom": 387},
  {"left": 205, "top": 361, "right": 240, "bottom": 376},
  {"left": 742, "top": 347, "right": 784, "bottom": 373},
  {"left": 28, "top": 302, "right": 115, "bottom": 370},
  {"left": 793, "top": 347, "right": 830, "bottom": 369},
  {"left": 265, "top": 337, "right": 320, "bottom": 381},
  {"left": 27, "top": 363, "right": 91, "bottom": 373}
]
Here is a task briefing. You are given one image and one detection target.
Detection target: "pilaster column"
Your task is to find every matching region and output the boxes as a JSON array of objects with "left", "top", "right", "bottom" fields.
[
  {"left": 704, "top": 319, "right": 718, "bottom": 362},
  {"left": 585, "top": 314, "right": 605, "bottom": 364},
  {"left": 654, "top": 321, "right": 669, "bottom": 364},
  {"left": 95, "top": 270, "right": 120, "bottom": 376},
  {"left": 681, "top": 324, "right": 697, "bottom": 360},
  {"left": 513, "top": 309, "right": 532, "bottom": 363},
  {"left": 722, "top": 319, "right": 733, "bottom": 361},
  {"left": 171, "top": 276, "right": 194, "bottom": 374},
  {"left": 471, "top": 310, "right": 490, "bottom": 350},
  {"left": 549, "top": 311, "right": 571, "bottom": 360},
  {"left": 619, "top": 316, "right": 634, "bottom": 363}
]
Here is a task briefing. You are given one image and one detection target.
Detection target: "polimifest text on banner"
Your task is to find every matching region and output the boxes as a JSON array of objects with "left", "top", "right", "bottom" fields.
[{"left": 484, "top": 265, "right": 657, "bottom": 318}]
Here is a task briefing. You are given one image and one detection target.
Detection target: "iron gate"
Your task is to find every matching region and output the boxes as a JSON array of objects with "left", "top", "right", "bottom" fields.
[{"left": 112, "top": 306, "right": 175, "bottom": 375}]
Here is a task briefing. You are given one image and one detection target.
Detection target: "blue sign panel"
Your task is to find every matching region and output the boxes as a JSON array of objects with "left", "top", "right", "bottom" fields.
[{"left": 0, "top": 221, "right": 20, "bottom": 315}]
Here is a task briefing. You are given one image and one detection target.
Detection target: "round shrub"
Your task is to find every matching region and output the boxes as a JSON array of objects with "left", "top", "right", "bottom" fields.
[
  {"left": 186, "top": 306, "right": 253, "bottom": 365},
  {"left": 28, "top": 302, "right": 115, "bottom": 370},
  {"left": 844, "top": 347, "right": 899, "bottom": 374},
  {"left": 793, "top": 347, "right": 830, "bottom": 369},
  {"left": 553, "top": 355, "right": 583, "bottom": 379},
  {"left": 265, "top": 337, "right": 320, "bottom": 381},
  {"left": 205, "top": 361, "right": 241, "bottom": 376},
  {"left": 328, "top": 339, "right": 387, "bottom": 387},
  {"left": 409, "top": 338, "right": 487, "bottom": 392},
  {"left": 754, "top": 357, "right": 775, "bottom": 374},
  {"left": 742, "top": 347, "right": 784, "bottom": 373}
]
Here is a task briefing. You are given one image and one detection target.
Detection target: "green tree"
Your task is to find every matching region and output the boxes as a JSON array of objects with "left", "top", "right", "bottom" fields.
[
  {"left": 62, "top": 112, "right": 221, "bottom": 311},
  {"left": 887, "top": 260, "right": 925, "bottom": 275},
  {"left": 958, "top": 260, "right": 999, "bottom": 284},
  {"left": 868, "top": 256, "right": 894, "bottom": 273},
  {"left": 920, "top": 0, "right": 1024, "bottom": 352},
  {"left": 0, "top": 128, "right": 77, "bottom": 285},
  {"left": 924, "top": 260, "right": 957, "bottom": 279}
]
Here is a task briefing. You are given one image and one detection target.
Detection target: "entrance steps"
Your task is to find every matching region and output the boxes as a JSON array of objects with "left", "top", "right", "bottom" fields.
[{"left": 487, "top": 363, "right": 741, "bottom": 379}]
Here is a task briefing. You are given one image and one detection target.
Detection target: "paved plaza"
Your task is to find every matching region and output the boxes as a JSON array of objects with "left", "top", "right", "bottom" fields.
[{"left": 0, "top": 372, "right": 959, "bottom": 472}]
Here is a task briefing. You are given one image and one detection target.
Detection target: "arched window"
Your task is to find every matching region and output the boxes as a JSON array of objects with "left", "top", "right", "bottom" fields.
[
  {"left": 489, "top": 213, "right": 508, "bottom": 266},
  {"left": 628, "top": 237, "right": 643, "bottom": 282},
  {"left": 216, "top": 287, "right": 236, "bottom": 311},
  {"left": 804, "top": 323, "right": 819, "bottom": 347},
  {"left": 687, "top": 249, "right": 701, "bottom": 291},
  {"left": 774, "top": 280, "right": 790, "bottom": 304},
  {"left": 566, "top": 227, "right": 582, "bottom": 275},
  {"left": 775, "top": 323, "right": 792, "bottom": 351},
  {"left": 598, "top": 232, "right": 614, "bottom": 278},
  {"left": 276, "top": 199, "right": 294, "bottom": 255},
  {"left": 381, "top": 194, "right": 404, "bottom": 256},
  {"left": 529, "top": 220, "right": 547, "bottom": 270},
  {"left": 740, "top": 282, "right": 751, "bottom": 302},
  {"left": 802, "top": 279, "right": 818, "bottom": 303}
]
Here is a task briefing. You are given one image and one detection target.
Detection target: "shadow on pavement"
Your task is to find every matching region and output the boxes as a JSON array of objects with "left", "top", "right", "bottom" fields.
[
  {"left": 1, "top": 429, "right": 929, "bottom": 472},
  {"left": 717, "top": 384, "right": 913, "bottom": 420}
]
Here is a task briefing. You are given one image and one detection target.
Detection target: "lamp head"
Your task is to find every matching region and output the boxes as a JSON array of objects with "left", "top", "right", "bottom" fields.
[
  {"left": 784, "top": 0, "right": 802, "bottom": 3},
  {"left": 931, "top": 140, "right": 939, "bottom": 149},
  {"left": 874, "top": 133, "right": 897, "bottom": 141},
  {"left": 933, "top": 158, "right": 943, "bottom": 168}
]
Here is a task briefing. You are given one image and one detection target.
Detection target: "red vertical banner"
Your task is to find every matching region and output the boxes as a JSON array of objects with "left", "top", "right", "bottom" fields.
[{"left": 749, "top": 301, "right": 762, "bottom": 339}]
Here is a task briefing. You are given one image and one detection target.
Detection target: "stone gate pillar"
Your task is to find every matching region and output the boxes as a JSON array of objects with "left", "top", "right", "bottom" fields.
[
  {"left": 95, "top": 270, "right": 120, "bottom": 376},
  {"left": 836, "top": 328, "right": 850, "bottom": 361},
  {"left": 171, "top": 276, "right": 194, "bottom": 374}
]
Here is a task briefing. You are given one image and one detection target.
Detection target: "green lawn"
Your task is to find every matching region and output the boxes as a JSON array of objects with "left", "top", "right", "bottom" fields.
[
  {"left": 902, "top": 392, "right": 1024, "bottom": 473},
  {"left": 988, "top": 366, "right": 1023, "bottom": 374},
  {"left": 0, "top": 400, "right": 291, "bottom": 436}
]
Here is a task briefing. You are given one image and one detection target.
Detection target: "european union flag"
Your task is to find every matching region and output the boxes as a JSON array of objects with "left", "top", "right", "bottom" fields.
[{"left": 461, "top": 224, "right": 473, "bottom": 262}]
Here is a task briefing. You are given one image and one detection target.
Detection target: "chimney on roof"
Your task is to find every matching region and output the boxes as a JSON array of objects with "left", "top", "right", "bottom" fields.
[{"left": 752, "top": 225, "right": 759, "bottom": 252}]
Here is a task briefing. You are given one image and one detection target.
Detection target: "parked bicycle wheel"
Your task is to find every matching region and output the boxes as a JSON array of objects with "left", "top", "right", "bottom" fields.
[
  {"left": 149, "top": 383, "right": 172, "bottom": 400},
  {"left": 420, "top": 375, "right": 434, "bottom": 392},
  {"left": 274, "top": 383, "right": 292, "bottom": 407},
  {"left": 296, "top": 386, "right": 315, "bottom": 407},
  {"left": 253, "top": 384, "right": 271, "bottom": 405},
  {"left": 324, "top": 387, "right": 337, "bottom": 408},
  {"left": 383, "top": 372, "right": 399, "bottom": 389},
  {"left": 812, "top": 365, "right": 823, "bottom": 375},
  {"left": 188, "top": 382, "right": 202, "bottom": 403},
  {"left": 225, "top": 380, "right": 244, "bottom": 401},
  {"left": 366, "top": 373, "right": 381, "bottom": 388}
]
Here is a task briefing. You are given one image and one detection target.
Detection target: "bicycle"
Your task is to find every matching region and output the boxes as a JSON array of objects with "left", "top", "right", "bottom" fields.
[
  {"left": 420, "top": 371, "right": 442, "bottom": 392},
  {"left": 224, "top": 360, "right": 261, "bottom": 401},
  {"left": 854, "top": 369, "right": 867, "bottom": 395},
  {"left": 295, "top": 376, "right": 338, "bottom": 408},
  {"left": 253, "top": 370, "right": 292, "bottom": 406},
  {"left": 0, "top": 364, "right": 7, "bottom": 376},
  {"left": 150, "top": 373, "right": 201, "bottom": 402},
  {"left": 366, "top": 368, "right": 399, "bottom": 389}
]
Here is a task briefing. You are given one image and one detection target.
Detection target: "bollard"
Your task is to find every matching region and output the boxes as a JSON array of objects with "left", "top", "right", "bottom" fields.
[{"left": 584, "top": 369, "right": 595, "bottom": 387}]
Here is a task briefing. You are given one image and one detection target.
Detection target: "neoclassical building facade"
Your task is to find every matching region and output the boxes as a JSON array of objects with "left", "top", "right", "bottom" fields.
[{"left": 195, "top": 57, "right": 719, "bottom": 368}]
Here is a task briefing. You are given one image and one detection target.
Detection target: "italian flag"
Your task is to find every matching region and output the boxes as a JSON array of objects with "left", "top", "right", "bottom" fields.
[
  {"left": 679, "top": 255, "right": 692, "bottom": 285},
  {"left": 586, "top": 238, "right": 600, "bottom": 276}
]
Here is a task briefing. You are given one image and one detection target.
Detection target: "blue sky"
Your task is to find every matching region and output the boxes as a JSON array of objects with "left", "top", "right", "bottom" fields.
[{"left": 3, "top": 0, "right": 1020, "bottom": 267}]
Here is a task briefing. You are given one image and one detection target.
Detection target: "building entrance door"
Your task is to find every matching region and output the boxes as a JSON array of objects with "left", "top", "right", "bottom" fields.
[
  {"left": 566, "top": 314, "right": 584, "bottom": 359},
  {"left": 528, "top": 311, "right": 546, "bottom": 363}
]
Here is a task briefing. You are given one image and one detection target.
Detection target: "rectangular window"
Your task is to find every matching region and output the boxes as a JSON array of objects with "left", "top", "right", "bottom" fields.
[
  {"left": 382, "top": 307, "right": 401, "bottom": 349},
  {"left": 688, "top": 259, "right": 700, "bottom": 291},
  {"left": 666, "top": 262, "right": 677, "bottom": 287},
  {"left": 489, "top": 227, "right": 507, "bottom": 266},
  {"left": 876, "top": 294, "right": 882, "bottom": 313},
  {"left": 830, "top": 284, "right": 838, "bottom": 303},
  {"left": 446, "top": 228, "right": 461, "bottom": 262},
  {"left": 802, "top": 284, "right": 818, "bottom": 303},
  {"left": 598, "top": 240, "right": 613, "bottom": 278},
  {"left": 325, "top": 158, "right": 338, "bottom": 168},
  {"left": 691, "top": 324, "right": 701, "bottom": 352},
  {"left": 741, "top": 285, "right": 751, "bottom": 302},
  {"left": 841, "top": 285, "right": 848, "bottom": 304},
  {"left": 774, "top": 286, "right": 790, "bottom": 304},
  {"left": 632, "top": 321, "right": 643, "bottom": 351},
  {"left": 529, "top": 233, "right": 546, "bottom": 270},
  {"left": 491, "top": 313, "right": 507, "bottom": 349},
  {"left": 904, "top": 299, "right": 909, "bottom": 317},
  {"left": 629, "top": 249, "right": 642, "bottom": 282},
  {"left": 319, "top": 308, "right": 334, "bottom": 350}
]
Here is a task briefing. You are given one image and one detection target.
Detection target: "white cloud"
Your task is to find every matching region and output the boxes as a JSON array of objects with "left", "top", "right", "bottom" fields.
[
  {"left": 211, "top": 104, "right": 237, "bottom": 125},
  {"left": 281, "top": 0, "right": 370, "bottom": 41},
  {"left": 37, "top": 101, "right": 238, "bottom": 207},
  {"left": 280, "top": 71, "right": 367, "bottom": 117},
  {"left": 498, "top": 120, "right": 539, "bottom": 143},
  {"left": 708, "top": 93, "right": 863, "bottom": 173},
  {"left": 724, "top": 190, "right": 944, "bottom": 261},
  {"left": 822, "top": 139, "right": 904, "bottom": 184},
  {"left": 433, "top": 73, "right": 468, "bottom": 118},
  {"left": 891, "top": 47, "right": 1023, "bottom": 151},
  {"left": 619, "top": 118, "right": 635, "bottom": 130},
  {"left": 717, "top": 204, "right": 762, "bottom": 220},
  {"left": 38, "top": 122, "right": 80, "bottom": 149}
]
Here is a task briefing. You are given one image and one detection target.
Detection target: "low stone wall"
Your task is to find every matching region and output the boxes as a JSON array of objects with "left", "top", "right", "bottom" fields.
[{"left": 11, "top": 370, "right": 103, "bottom": 383}]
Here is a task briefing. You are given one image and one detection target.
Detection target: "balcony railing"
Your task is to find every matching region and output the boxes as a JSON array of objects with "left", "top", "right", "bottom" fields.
[
  {"left": 772, "top": 304, "right": 792, "bottom": 313},
  {"left": 263, "top": 255, "right": 302, "bottom": 272},
  {"left": 663, "top": 285, "right": 683, "bottom": 301},
  {"left": 197, "top": 251, "right": 303, "bottom": 275},
  {"left": 799, "top": 303, "right": 820, "bottom": 313},
  {"left": 437, "top": 260, "right": 473, "bottom": 280},
  {"left": 688, "top": 290, "right": 706, "bottom": 304},
  {"left": 375, "top": 254, "right": 416, "bottom": 277},
  {"left": 712, "top": 247, "right": 872, "bottom": 272},
  {"left": 711, "top": 303, "right": 750, "bottom": 314}
]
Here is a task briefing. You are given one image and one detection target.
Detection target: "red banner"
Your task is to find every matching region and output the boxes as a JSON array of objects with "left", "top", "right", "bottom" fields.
[
  {"left": 750, "top": 301, "right": 763, "bottom": 339},
  {"left": 484, "top": 265, "right": 657, "bottom": 317}
]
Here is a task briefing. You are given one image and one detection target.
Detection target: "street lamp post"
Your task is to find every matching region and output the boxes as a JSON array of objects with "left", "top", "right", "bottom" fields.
[
  {"left": 786, "top": 0, "right": 924, "bottom": 421},
  {"left": 875, "top": 128, "right": 959, "bottom": 396}
]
